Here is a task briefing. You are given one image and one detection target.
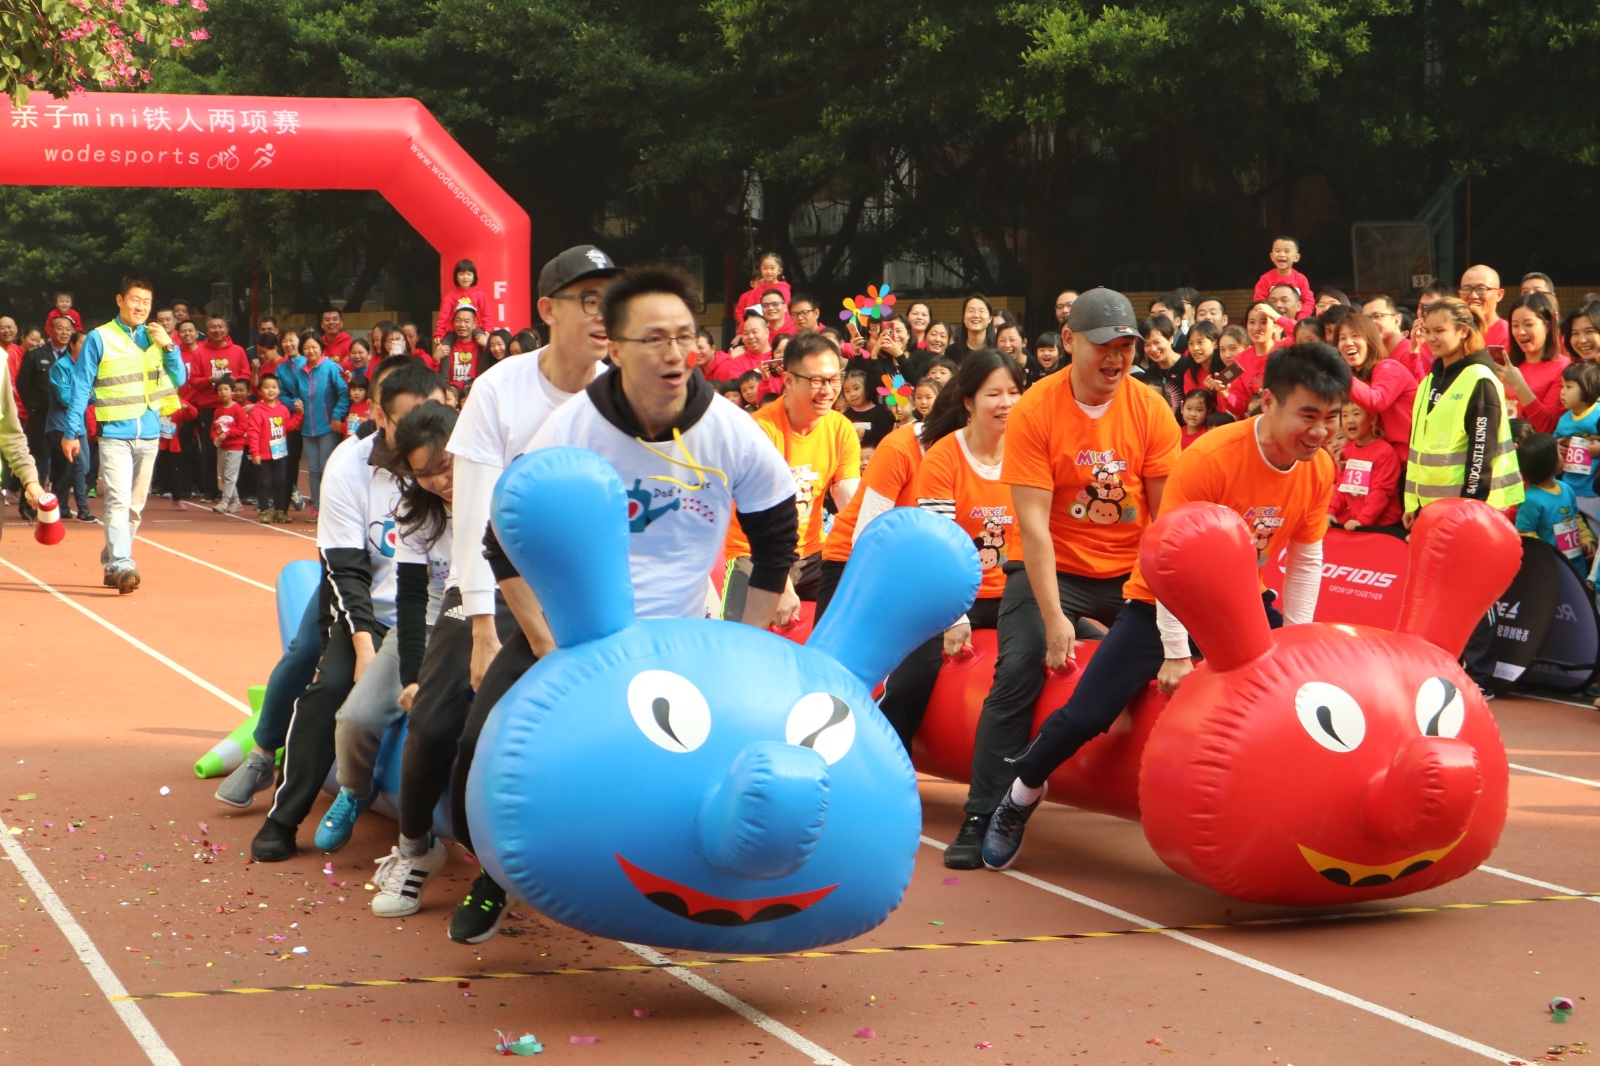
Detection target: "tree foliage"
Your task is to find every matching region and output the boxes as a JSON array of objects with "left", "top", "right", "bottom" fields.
[
  {"left": 6, "top": 0, "right": 1600, "bottom": 329},
  {"left": 2, "top": 0, "right": 204, "bottom": 104}
]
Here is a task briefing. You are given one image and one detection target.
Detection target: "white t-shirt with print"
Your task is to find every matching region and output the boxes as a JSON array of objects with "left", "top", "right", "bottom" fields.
[
  {"left": 316, "top": 433, "right": 402, "bottom": 629},
  {"left": 526, "top": 393, "right": 794, "bottom": 619},
  {"left": 395, "top": 510, "right": 452, "bottom": 626}
]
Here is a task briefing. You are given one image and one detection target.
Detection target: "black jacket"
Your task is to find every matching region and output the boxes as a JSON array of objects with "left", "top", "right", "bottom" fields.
[{"left": 16, "top": 344, "right": 65, "bottom": 422}]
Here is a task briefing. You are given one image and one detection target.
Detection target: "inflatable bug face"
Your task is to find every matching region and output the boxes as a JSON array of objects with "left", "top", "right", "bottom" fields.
[
  {"left": 1138, "top": 499, "right": 1519, "bottom": 905},
  {"left": 469, "top": 447, "right": 979, "bottom": 952}
]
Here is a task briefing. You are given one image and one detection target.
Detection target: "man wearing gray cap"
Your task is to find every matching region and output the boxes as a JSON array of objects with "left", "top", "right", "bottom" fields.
[
  {"left": 943, "top": 287, "right": 1182, "bottom": 868},
  {"left": 364, "top": 246, "right": 621, "bottom": 934}
]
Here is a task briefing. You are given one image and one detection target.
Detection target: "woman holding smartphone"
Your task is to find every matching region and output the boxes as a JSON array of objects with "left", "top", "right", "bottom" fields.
[{"left": 1492, "top": 292, "right": 1570, "bottom": 432}]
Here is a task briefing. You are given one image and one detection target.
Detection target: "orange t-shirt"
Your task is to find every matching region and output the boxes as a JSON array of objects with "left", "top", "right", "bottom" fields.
[
  {"left": 916, "top": 430, "right": 1015, "bottom": 600},
  {"left": 1001, "top": 370, "right": 1182, "bottom": 578},
  {"left": 822, "top": 422, "right": 923, "bottom": 562},
  {"left": 1122, "top": 417, "right": 1335, "bottom": 605},
  {"left": 726, "top": 403, "right": 862, "bottom": 558}
]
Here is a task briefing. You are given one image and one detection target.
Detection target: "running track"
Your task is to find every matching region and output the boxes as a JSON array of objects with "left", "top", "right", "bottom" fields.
[{"left": 2, "top": 507, "right": 1597, "bottom": 1065}]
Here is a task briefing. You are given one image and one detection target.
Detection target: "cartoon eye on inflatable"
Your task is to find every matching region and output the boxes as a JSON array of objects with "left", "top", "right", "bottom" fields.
[
  {"left": 784, "top": 693, "right": 856, "bottom": 765},
  {"left": 1294, "top": 681, "right": 1365, "bottom": 753},
  {"left": 1414, "top": 677, "right": 1465, "bottom": 739},
  {"left": 627, "top": 671, "right": 711, "bottom": 753}
]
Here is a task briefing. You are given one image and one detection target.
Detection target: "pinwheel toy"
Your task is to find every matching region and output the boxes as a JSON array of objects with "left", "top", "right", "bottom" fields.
[{"left": 877, "top": 374, "right": 913, "bottom": 406}]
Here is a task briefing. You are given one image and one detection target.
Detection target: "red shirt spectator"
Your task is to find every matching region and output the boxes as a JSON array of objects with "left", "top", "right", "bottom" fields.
[
  {"left": 247, "top": 398, "right": 302, "bottom": 460},
  {"left": 212, "top": 401, "right": 249, "bottom": 451},
  {"left": 1329, "top": 436, "right": 1403, "bottom": 528},
  {"left": 188, "top": 322, "right": 252, "bottom": 408},
  {"left": 1253, "top": 268, "right": 1315, "bottom": 321}
]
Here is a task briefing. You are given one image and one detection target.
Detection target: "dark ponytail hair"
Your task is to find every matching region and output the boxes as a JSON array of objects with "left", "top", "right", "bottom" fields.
[
  {"left": 921, "top": 348, "right": 1025, "bottom": 451},
  {"left": 392, "top": 400, "right": 457, "bottom": 552}
]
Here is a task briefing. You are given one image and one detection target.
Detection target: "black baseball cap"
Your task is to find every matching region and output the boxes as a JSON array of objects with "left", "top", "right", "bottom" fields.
[
  {"left": 1068, "top": 287, "right": 1140, "bottom": 344},
  {"left": 537, "top": 245, "right": 620, "bottom": 298}
]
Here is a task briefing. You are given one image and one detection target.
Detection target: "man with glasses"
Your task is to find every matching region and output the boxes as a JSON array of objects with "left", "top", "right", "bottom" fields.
[
  {"left": 1459, "top": 265, "right": 1511, "bottom": 352},
  {"left": 759, "top": 287, "right": 794, "bottom": 340},
  {"left": 430, "top": 265, "right": 801, "bottom": 942},
  {"left": 721, "top": 331, "right": 861, "bottom": 624},
  {"left": 378, "top": 246, "right": 622, "bottom": 942},
  {"left": 790, "top": 292, "right": 822, "bottom": 334},
  {"left": 1362, "top": 295, "right": 1405, "bottom": 350}
]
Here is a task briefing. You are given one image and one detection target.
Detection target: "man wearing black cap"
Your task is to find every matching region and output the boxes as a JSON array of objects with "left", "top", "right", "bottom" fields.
[
  {"left": 943, "top": 287, "right": 1183, "bottom": 868},
  {"left": 365, "top": 246, "right": 621, "bottom": 933}
]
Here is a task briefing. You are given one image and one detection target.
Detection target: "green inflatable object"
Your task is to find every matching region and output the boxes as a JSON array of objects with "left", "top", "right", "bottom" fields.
[{"left": 193, "top": 686, "right": 282, "bottom": 779}]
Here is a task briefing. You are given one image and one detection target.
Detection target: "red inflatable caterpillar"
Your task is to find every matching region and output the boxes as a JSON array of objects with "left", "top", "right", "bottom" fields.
[{"left": 914, "top": 498, "right": 1521, "bottom": 906}]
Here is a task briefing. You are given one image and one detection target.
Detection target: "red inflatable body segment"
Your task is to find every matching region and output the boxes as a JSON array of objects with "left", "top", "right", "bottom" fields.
[
  {"left": 0, "top": 93, "right": 531, "bottom": 330},
  {"left": 908, "top": 498, "right": 1522, "bottom": 906}
]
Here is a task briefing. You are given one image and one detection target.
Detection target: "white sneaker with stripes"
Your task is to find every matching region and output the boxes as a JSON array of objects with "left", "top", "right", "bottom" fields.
[{"left": 370, "top": 837, "right": 448, "bottom": 917}]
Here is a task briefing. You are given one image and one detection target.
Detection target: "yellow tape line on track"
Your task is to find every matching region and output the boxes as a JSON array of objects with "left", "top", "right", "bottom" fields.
[{"left": 109, "top": 891, "right": 1600, "bottom": 1003}]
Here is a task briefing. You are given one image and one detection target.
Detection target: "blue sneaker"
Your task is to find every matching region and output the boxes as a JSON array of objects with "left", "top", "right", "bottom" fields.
[
  {"left": 314, "top": 787, "right": 376, "bottom": 852},
  {"left": 982, "top": 782, "right": 1047, "bottom": 871}
]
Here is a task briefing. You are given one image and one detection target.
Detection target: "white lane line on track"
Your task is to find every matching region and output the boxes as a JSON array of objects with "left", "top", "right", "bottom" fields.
[
  {"left": 1509, "top": 761, "right": 1600, "bottom": 790},
  {"left": 219, "top": 508, "right": 318, "bottom": 541},
  {"left": 4, "top": 552, "right": 844, "bottom": 1065},
  {"left": 1521, "top": 693, "right": 1597, "bottom": 711},
  {"left": 0, "top": 554, "right": 252, "bottom": 715},
  {"left": 1, "top": 818, "right": 181, "bottom": 1065},
  {"left": 133, "top": 535, "right": 275, "bottom": 592},
  {"left": 622, "top": 943, "right": 850, "bottom": 1066},
  {"left": 1478, "top": 865, "right": 1600, "bottom": 904},
  {"left": 918, "top": 835, "right": 1519, "bottom": 1064}
]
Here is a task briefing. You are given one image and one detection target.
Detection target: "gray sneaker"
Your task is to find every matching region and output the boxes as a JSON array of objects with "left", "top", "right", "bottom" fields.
[{"left": 214, "top": 749, "right": 277, "bottom": 809}]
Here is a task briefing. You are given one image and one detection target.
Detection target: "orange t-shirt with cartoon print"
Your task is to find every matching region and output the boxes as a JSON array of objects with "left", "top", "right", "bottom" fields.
[
  {"left": 915, "top": 430, "right": 1015, "bottom": 600},
  {"left": 1121, "top": 416, "right": 1335, "bottom": 605},
  {"left": 822, "top": 422, "right": 923, "bottom": 563},
  {"left": 1001, "top": 369, "right": 1182, "bottom": 577},
  {"left": 725, "top": 402, "right": 862, "bottom": 558}
]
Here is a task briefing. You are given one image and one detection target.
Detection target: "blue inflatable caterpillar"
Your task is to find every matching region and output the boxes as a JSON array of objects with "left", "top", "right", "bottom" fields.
[{"left": 465, "top": 447, "right": 980, "bottom": 953}]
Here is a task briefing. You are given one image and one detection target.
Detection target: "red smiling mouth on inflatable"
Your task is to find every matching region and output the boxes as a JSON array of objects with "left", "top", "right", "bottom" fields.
[{"left": 616, "top": 855, "right": 837, "bottom": 926}]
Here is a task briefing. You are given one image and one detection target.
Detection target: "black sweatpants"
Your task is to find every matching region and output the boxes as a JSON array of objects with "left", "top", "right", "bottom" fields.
[
  {"left": 450, "top": 624, "right": 540, "bottom": 854},
  {"left": 879, "top": 596, "right": 1001, "bottom": 751},
  {"left": 397, "top": 587, "right": 520, "bottom": 841},
  {"left": 265, "top": 622, "right": 387, "bottom": 831},
  {"left": 1009, "top": 593, "right": 1283, "bottom": 789},
  {"left": 257, "top": 457, "right": 289, "bottom": 512},
  {"left": 964, "top": 564, "right": 1128, "bottom": 818}
]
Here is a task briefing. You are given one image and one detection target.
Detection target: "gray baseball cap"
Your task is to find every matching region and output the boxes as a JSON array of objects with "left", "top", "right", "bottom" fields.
[
  {"left": 537, "top": 245, "right": 620, "bottom": 298},
  {"left": 1067, "top": 287, "right": 1140, "bottom": 344}
]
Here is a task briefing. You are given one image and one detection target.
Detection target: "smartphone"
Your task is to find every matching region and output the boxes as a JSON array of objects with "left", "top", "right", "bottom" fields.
[
  {"left": 1485, "top": 344, "right": 1508, "bottom": 365},
  {"left": 1217, "top": 361, "right": 1247, "bottom": 383},
  {"left": 760, "top": 358, "right": 783, "bottom": 373}
]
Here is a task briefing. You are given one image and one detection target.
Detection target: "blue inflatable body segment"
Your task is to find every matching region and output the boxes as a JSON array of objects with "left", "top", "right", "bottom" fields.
[
  {"left": 466, "top": 447, "right": 981, "bottom": 953},
  {"left": 275, "top": 559, "right": 323, "bottom": 654}
]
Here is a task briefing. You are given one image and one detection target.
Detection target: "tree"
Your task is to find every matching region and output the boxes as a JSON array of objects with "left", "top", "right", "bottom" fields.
[{"left": 2, "top": 0, "right": 205, "bottom": 103}]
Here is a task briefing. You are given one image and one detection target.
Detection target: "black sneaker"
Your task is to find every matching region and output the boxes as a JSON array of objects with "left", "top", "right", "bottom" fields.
[
  {"left": 448, "top": 870, "right": 508, "bottom": 944},
  {"left": 251, "top": 818, "right": 298, "bottom": 862},
  {"left": 943, "top": 814, "right": 989, "bottom": 869}
]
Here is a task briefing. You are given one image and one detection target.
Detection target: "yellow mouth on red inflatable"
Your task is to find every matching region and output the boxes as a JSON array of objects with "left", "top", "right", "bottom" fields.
[{"left": 1297, "top": 835, "right": 1466, "bottom": 887}]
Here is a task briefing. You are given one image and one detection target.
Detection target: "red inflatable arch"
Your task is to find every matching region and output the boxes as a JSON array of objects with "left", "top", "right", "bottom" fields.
[{"left": 0, "top": 93, "right": 531, "bottom": 329}]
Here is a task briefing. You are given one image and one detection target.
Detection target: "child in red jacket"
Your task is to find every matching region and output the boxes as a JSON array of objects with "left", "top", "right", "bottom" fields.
[
  {"left": 1252, "top": 237, "right": 1315, "bottom": 321},
  {"left": 1328, "top": 401, "right": 1402, "bottom": 529},
  {"left": 340, "top": 376, "right": 371, "bottom": 437},
  {"left": 248, "top": 373, "right": 303, "bottom": 523},
  {"left": 211, "top": 379, "right": 249, "bottom": 514},
  {"left": 433, "top": 259, "right": 496, "bottom": 339}
]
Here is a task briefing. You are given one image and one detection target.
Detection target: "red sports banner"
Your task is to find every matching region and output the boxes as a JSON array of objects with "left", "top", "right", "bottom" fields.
[
  {"left": 0, "top": 93, "right": 531, "bottom": 329},
  {"left": 1263, "top": 528, "right": 1409, "bottom": 630}
]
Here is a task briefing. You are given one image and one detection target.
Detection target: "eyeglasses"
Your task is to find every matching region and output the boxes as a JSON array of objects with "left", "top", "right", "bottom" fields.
[
  {"left": 1365, "top": 310, "right": 1397, "bottom": 320},
  {"left": 612, "top": 332, "right": 697, "bottom": 355},
  {"left": 760, "top": 300, "right": 785, "bottom": 310},
  {"left": 550, "top": 292, "right": 603, "bottom": 315},
  {"left": 792, "top": 307, "right": 820, "bottom": 317},
  {"left": 794, "top": 374, "right": 842, "bottom": 391},
  {"left": 1459, "top": 285, "right": 1497, "bottom": 297}
]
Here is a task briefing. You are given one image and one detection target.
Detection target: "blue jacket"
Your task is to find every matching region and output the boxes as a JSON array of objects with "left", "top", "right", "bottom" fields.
[
  {"left": 276, "top": 356, "right": 350, "bottom": 438},
  {"left": 66, "top": 318, "right": 188, "bottom": 441},
  {"left": 47, "top": 351, "right": 79, "bottom": 435}
]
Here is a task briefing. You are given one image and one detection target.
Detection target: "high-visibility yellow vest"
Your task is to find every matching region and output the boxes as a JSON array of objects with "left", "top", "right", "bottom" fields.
[
  {"left": 91, "top": 320, "right": 180, "bottom": 424},
  {"left": 1404, "top": 359, "right": 1523, "bottom": 512}
]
